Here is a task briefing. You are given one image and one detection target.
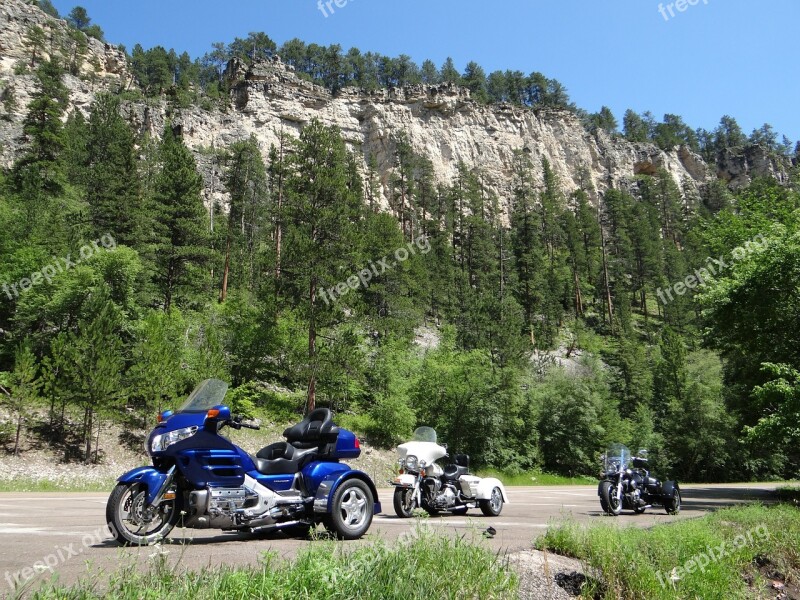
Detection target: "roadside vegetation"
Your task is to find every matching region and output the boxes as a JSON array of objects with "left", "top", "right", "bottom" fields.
[
  {"left": 15, "top": 528, "right": 517, "bottom": 600},
  {"left": 536, "top": 503, "right": 800, "bottom": 599}
]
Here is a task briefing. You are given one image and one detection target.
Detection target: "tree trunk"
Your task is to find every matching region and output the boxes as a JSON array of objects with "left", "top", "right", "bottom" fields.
[
  {"left": 219, "top": 234, "right": 231, "bottom": 303},
  {"left": 307, "top": 278, "right": 317, "bottom": 414},
  {"left": 94, "top": 418, "right": 101, "bottom": 464},
  {"left": 573, "top": 268, "right": 584, "bottom": 317},
  {"left": 600, "top": 224, "right": 614, "bottom": 333},
  {"left": 13, "top": 413, "right": 22, "bottom": 457},
  {"left": 275, "top": 130, "right": 285, "bottom": 281},
  {"left": 84, "top": 406, "right": 92, "bottom": 464}
]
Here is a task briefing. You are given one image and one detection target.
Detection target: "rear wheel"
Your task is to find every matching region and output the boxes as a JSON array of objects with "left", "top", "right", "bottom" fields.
[
  {"left": 106, "top": 483, "right": 179, "bottom": 546},
  {"left": 599, "top": 481, "right": 622, "bottom": 516},
  {"left": 393, "top": 487, "right": 415, "bottom": 518},
  {"left": 324, "top": 479, "right": 374, "bottom": 540},
  {"left": 664, "top": 488, "right": 681, "bottom": 515},
  {"left": 479, "top": 487, "right": 504, "bottom": 516}
]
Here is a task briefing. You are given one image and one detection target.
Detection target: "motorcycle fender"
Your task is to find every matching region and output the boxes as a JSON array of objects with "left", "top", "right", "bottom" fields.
[
  {"left": 661, "top": 480, "right": 679, "bottom": 498},
  {"left": 117, "top": 467, "right": 170, "bottom": 506},
  {"left": 391, "top": 474, "right": 417, "bottom": 488},
  {"left": 475, "top": 478, "right": 510, "bottom": 503},
  {"left": 313, "top": 470, "right": 382, "bottom": 515}
]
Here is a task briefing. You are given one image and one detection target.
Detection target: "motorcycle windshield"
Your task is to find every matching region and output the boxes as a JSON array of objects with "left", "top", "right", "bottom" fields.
[
  {"left": 176, "top": 379, "right": 230, "bottom": 413},
  {"left": 604, "top": 443, "right": 631, "bottom": 472},
  {"left": 411, "top": 427, "right": 437, "bottom": 443}
]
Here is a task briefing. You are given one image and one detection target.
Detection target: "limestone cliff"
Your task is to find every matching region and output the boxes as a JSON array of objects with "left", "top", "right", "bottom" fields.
[{"left": 0, "top": 0, "right": 789, "bottom": 213}]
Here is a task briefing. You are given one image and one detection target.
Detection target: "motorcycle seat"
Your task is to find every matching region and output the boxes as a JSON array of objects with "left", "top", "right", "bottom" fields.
[
  {"left": 443, "top": 464, "right": 469, "bottom": 480},
  {"left": 253, "top": 442, "right": 319, "bottom": 475},
  {"left": 282, "top": 408, "right": 340, "bottom": 450}
]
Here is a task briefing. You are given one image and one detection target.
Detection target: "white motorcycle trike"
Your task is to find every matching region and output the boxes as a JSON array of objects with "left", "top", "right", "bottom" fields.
[{"left": 390, "top": 427, "right": 509, "bottom": 517}]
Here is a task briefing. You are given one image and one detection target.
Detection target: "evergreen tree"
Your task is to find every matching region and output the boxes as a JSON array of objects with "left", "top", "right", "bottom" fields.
[
  {"left": 281, "top": 119, "right": 362, "bottom": 412},
  {"left": 60, "top": 288, "right": 125, "bottom": 463},
  {"left": 11, "top": 58, "right": 68, "bottom": 218},
  {"left": 440, "top": 57, "right": 461, "bottom": 84},
  {"left": 623, "top": 109, "right": 649, "bottom": 142},
  {"left": 588, "top": 106, "right": 618, "bottom": 134},
  {"left": 0, "top": 343, "right": 40, "bottom": 456},
  {"left": 85, "top": 94, "right": 143, "bottom": 246},
  {"left": 127, "top": 309, "right": 183, "bottom": 415},
  {"left": 420, "top": 59, "right": 440, "bottom": 84},
  {"left": 462, "top": 61, "right": 488, "bottom": 103},
  {"left": 24, "top": 25, "right": 46, "bottom": 68},
  {"left": 152, "top": 126, "right": 211, "bottom": 310},
  {"left": 509, "top": 150, "right": 543, "bottom": 346},
  {"left": 221, "top": 136, "right": 270, "bottom": 298}
]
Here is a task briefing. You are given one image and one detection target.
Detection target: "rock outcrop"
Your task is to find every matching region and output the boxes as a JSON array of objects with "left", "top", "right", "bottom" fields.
[{"left": 0, "top": 0, "right": 790, "bottom": 214}]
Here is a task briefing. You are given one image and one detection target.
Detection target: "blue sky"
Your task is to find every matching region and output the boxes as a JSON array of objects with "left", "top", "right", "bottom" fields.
[{"left": 50, "top": 0, "right": 799, "bottom": 142}]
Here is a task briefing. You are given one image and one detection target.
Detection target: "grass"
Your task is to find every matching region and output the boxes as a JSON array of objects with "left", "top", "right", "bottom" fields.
[
  {"left": 775, "top": 485, "right": 800, "bottom": 506},
  {"left": 18, "top": 526, "right": 517, "bottom": 600},
  {"left": 535, "top": 503, "right": 800, "bottom": 599},
  {"left": 0, "top": 477, "right": 117, "bottom": 493},
  {"left": 477, "top": 469, "right": 597, "bottom": 486}
]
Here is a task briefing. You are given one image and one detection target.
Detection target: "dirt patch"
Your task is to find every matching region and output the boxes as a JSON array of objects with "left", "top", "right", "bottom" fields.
[
  {"left": 508, "top": 549, "right": 589, "bottom": 599},
  {"left": 748, "top": 555, "right": 800, "bottom": 600}
]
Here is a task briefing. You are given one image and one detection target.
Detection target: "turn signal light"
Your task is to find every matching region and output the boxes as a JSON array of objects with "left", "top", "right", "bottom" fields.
[{"left": 207, "top": 408, "right": 220, "bottom": 419}]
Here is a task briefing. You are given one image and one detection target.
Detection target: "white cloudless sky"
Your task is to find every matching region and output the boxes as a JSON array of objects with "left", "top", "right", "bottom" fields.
[{"left": 52, "top": 0, "right": 800, "bottom": 142}]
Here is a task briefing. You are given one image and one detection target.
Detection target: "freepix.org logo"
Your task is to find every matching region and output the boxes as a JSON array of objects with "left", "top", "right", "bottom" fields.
[
  {"left": 658, "top": 0, "right": 709, "bottom": 22},
  {"left": 317, "top": 0, "right": 354, "bottom": 18}
]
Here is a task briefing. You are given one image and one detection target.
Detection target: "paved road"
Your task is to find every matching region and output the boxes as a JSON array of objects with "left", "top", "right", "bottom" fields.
[{"left": 0, "top": 483, "right": 780, "bottom": 593}]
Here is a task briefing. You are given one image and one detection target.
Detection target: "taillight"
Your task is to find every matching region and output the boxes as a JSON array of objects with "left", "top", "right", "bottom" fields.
[{"left": 355, "top": 437, "right": 361, "bottom": 449}]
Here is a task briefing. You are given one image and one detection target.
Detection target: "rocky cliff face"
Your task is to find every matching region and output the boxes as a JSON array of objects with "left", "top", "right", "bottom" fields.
[
  {"left": 0, "top": 0, "right": 129, "bottom": 153},
  {"left": 0, "top": 0, "right": 789, "bottom": 213}
]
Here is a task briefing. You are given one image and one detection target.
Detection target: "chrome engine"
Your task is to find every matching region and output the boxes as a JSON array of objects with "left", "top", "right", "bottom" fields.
[
  {"left": 433, "top": 484, "right": 458, "bottom": 508},
  {"left": 210, "top": 487, "right": 257, "bottom": 512},
  {"left": 185, "top": 476, "right": 305, "bottom": 529}
]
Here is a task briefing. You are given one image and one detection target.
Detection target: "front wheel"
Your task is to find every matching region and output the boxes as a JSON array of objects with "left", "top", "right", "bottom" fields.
[
  {"left": 664, "top": 488, "right": 681, "bottom": 515},
  {"left": 393, "top": 487, "right": 416, "bottom": 518},
  {"left": 599, "top": 481, "right": 622, "bottom": 516},
  {"left": 479, "top": 487, "right": 504, "bottom": 516},
  {"left": 324, "top": 479, "right": 374, "bottom": 540},
  {"left": 106, "top": 483, "right": 179, "bottom": 546}
]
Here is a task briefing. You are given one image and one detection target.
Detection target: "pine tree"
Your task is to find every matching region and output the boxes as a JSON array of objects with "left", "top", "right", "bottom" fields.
[
  {"left": 281, "top": 119, "right": 363, "bottom": 412},
  {"left": 11, "top": 58, "right": 68, "bottom": 218},
  {"left": 623, "top": 109, "right": 649, "bottom": 142},
  {"left": 440, "top": 57, "right": 461, "bottom": 84},
  {"left": 85, "top": 94, "right": 143, "bottom": 246},
  {"left": 61, "top": 110, "right": 88, "bottom": 186},
  {"left": 509, "top": 150, "right": 543, "bottom": 345},
  {"left": 128, "top": 309, "right": 183, "bottom": 415},
  {"left": 462, "top": 61, "right": 488, "bottom": 103},
  {"left": 152, "top": 126, "right": 211, "bottom": 310},
  {"left": 61, "top": 288, "right": 124, "bottom": 463},
  {"left": 24, "top": 25, "right": 46, "bottom": 68},
  {"left": 221, "top": 135, "right": 269, "bottom": 299},
  {"left": 0, "top": 344, "right": 40, "bottom": 456},
  {"left": 389, "top": 132, "right": 416, "bottom": 240}
]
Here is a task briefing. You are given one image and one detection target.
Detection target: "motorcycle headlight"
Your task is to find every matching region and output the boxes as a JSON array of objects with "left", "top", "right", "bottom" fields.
[
  {"left": 151, "top": 426, "right": 198, "bottom": 453},
  {"left": 405, "top": 455, "right": 418, "bottom": 472}
]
